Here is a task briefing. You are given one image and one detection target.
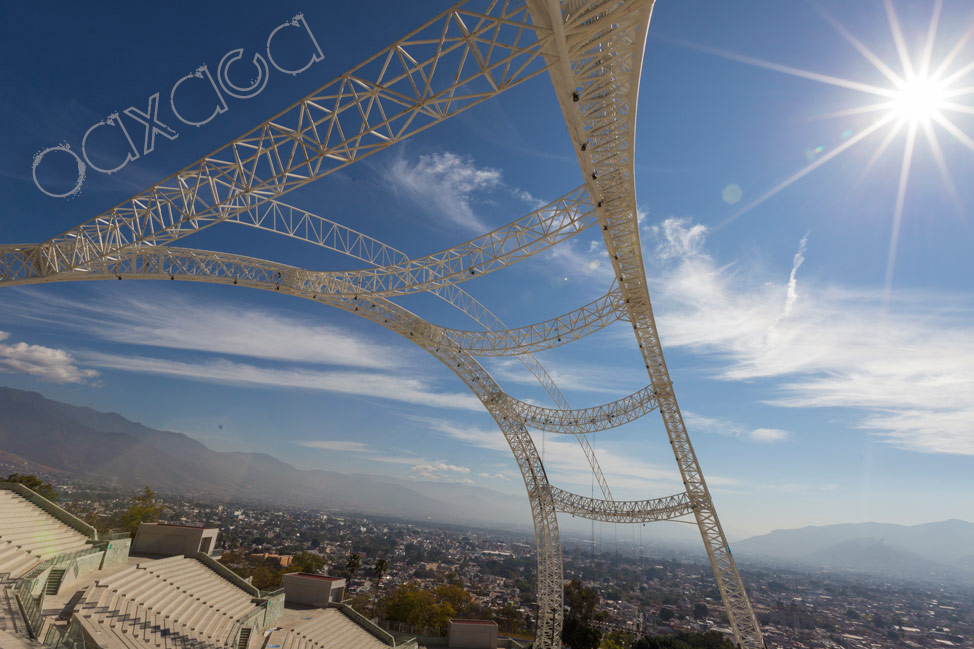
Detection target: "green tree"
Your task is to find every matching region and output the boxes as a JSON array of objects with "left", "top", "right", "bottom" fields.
[
  {"left": 118, "top": 486, "right": 164, "bottom": 536},
  {"left": 385, "top": 584, "right": 439, "bottom": 629},
  {"left": 346, "top": 553, "right": 362, "bottom": 588},
  {"left": 4, "top": 473, "right": 58, "bottom": 501},
  {"left": 290, "top": 552, "right": 326, "bottom": 574},
  {"left": 435, "top": 583, "right": 472, "bottom": 616},
  {"left": 373, "top": 557, "right": 389, "bottom": 616},
  {"left": 693, "top": 603, "right": 709, "bottom": 619},
  {"left": 633, "top": 631, "right": 735, "bottom": 649},
  {"left": 659, "top": 607, "right": 675, "bottom": 622},
  {"left": 494, "top": 603, "right": 527, "bottom": 635},
  {"left": 219, "top": 551, "right": 285, "bottom": 590},
  {"left": 380, "top": 582, "right": 478, "bottom": 634},
  {"left": 563, "top": 579, "right": 602, "bottom": 649},
  {"left": 603, "top": 630, "right": 636, "bottom": 649}
]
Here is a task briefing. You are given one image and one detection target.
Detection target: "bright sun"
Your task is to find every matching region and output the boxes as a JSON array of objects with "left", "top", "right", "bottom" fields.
[
  {"left": 892, "top": 76, "right": 948, "bottom": 123},
  {"left": 710, "top": 0, "right": 973, "bottom": 302}
]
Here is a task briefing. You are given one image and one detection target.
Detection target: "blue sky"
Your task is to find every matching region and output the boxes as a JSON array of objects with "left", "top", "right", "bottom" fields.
[{"left": 0, "top": 0, "right": 972, "bottom": 538}]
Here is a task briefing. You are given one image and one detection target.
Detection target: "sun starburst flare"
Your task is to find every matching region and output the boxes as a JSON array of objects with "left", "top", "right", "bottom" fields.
[{"left": 691, "top": 0, "right": 973, "bottom": 302}]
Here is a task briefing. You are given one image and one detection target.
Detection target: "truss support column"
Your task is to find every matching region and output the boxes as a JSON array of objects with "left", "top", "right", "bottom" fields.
[{"left": 527, "top": 0, "right": 766, "bottom": 647}]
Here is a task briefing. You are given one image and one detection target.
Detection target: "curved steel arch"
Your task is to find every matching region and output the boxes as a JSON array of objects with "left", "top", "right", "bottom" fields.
[
  {"left": 550, "top": 486, "right": 691, "bottom": 523},
  {"left": 496, "top": 384, "right": 658, "bottom": 434},
  {"left": 0, "top": 1, "right": 767, "bottom": 647},
  {"left": 5, "top": 243, "right": 703, "bottom": 646},
  {"left": 11, "top": 0, "right": 553, "bottom": 280},
  {"left": 229, "top": 187, "right": 597, "bottom": 297},
  {"left": 225, "top": 198, "right": 619, "bottom": 501},
  {"left": 531, "top": 0, "right": 765, "bottom": 645},
  {"left": 227, "top": 198, "right": 629, "bottom": 355},
  {"left": 9, "top": 245, "right": 568, "bottom": 643}
]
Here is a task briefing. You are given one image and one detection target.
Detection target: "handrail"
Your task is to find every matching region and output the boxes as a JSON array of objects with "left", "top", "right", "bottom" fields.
[
  {"left": 192, "top": 551, "right": 260, "bottom": 597},
  {"left": 327, "top": 602, "right": 401, "bottom": 646},
  {"left": 0, "top": 482, "right": 98, "bottom": 539}
]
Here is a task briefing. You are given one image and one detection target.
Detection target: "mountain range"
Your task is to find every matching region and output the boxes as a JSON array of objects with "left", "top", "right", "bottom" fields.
[
  {"left": 1, "top": 385, "right": 972, "bottom": 585},
  {"left": 733, "top": 518, "right": 974, "bottom": 583},
  {"left": 0, "top": 386, "right": 532, "bottom": 529}
]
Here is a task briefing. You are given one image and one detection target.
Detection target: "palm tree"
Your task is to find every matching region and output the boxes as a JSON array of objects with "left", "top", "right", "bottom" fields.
[
  {"left": 346, "top": 553, "right": 361, "bottom": 594},
  {"left": 372, "top": 557, "right": 389, "bottom": 617}
]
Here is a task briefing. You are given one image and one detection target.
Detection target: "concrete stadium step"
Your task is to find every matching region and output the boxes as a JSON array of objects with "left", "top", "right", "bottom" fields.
[
  {"left": 0, "top": 521, "right": 82, "bottom": 536},
  {"left": 0, "top": 555, "right": 41, "bottom": 579}
]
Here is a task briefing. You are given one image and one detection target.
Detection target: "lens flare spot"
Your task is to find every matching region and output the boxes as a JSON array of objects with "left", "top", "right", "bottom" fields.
[{"left": 721, "top": 183, "right": 743, "bottom": 204}]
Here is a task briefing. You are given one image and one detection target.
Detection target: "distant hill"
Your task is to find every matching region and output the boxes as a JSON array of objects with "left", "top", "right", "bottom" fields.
[
  {"left": 0, "top": 387, "right": 531, "bottom": 529},
  {"left": 733, "top": 519, "right": 974, "bottom": 583}
]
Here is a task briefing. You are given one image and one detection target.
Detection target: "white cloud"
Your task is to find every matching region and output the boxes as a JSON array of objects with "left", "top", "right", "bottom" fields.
[
  {"left": 413, "top": 415, "right": 729, "bottom": 497},
  {"left": 0, "top": 331, "right": 99, "bottom": 384},
  {"left": 485, "top": 357, "right": 642, "bottom": 396},
  {"left": 543, "top": 237, "right": 613, "bottom": 282},
  {"left": 478, "top": 472, "right": 509, "bottom": 480},
  {"left": 683, "top": 411, "right": 790, "bottom": 444},
  {"left": 512, "top": 188, "right": 547, "bottom": 210},
  {"left": 296, "top": 440, "right": 426, "bottom": 466},
  {"left": 411, "top": 462, "right": 473, "bottom": 482},
  {"left": 749, "top": 428, "right": 790, "bottom": 443},
  {"left": 0, "top": 292, "right": 401, "bottom": 371},
  {"left": 412, "top": 463, "right": 470, "bottom": 474},
  {"left": 296, "top": 440, "right": 371, "bottom": 452},
  {"left": 781, "top": 232, "right": 808, "bottom": 320},
  {"left": 79, "top": 352, "right": 481, "bottom": 411},
  {"left": 648, "top": 217, "right": 974, "bottom": 456},
  {"left": 412, "top": 416, "right": 510, "bottom": 453},
  {"left": 385, "top": 152, "right": 501, "bottom": 231},
  {"left": 530, "top": 434, "right": 697, "bottom": 495}
]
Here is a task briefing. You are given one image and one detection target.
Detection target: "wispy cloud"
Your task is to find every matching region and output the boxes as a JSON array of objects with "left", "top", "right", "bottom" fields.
[
  {"left": 412, "top": 416, "right": 510, "bottom": 453},
  {"left": 0, "top": 331, "right": 99, "bottom": 384},
  {"left": 647, "top": 217, "right": 974, "bottom": 456},
  {"left": 411, "top": 415, "right": 734, "bottom": 497},
  {"left": 542, "top": 238, "right": 613, "bottom": 282},
  {"left": 382, "top": 151, "right": 547, "bottom": 232},
  {"left": 683, "top": 411, "right": 790, "bottom": 444},
  {"left": 384, "top": 152, "right": 502, "bottom": 232},
  {"left": 411, "top": 462, "right": 471, "bottom": 482},
  {"left": 296, "top": 440, "right": 426, "bottom": 466},
  {"left": 484, "top": 357, "right": 642, "bottom": 396},
  {"left": 0, "top": 290, "right": 401, "bottom": 371},
  {"left": 296, "top": 440, "right": 371, "bottom": 452},
  {"left": 79, "top": 352, "right": 481, "bottom": 411},
  {"left": 478, "top": 472, "right": 509, "bottom": 480}
]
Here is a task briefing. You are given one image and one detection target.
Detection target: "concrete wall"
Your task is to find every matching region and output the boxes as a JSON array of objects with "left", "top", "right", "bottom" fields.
[
  {"left": 132, "top": 523, "right": 218, "bottom": 556},
  {"left": 448, "top": 621, "right": 498, "bottom": 649},
  {"left": 58, "top": 551, "right": 106, "bottom": 593},
  {"left": 264, "top": 590, "right": 286, "bottom": 625},
  {"left": 100, "top": 537, "right": 132, "bottom": 570},
  {"left": 282, "top": 573, "right": 346, "bottom": 607}
]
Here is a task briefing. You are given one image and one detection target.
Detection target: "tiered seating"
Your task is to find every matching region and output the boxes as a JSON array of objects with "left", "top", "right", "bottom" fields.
[
  {"left": 76, "top": 556, "right": 258, "bottom": 649},
  {"left": 272, "top": 609, "right": 389, "bottom": 649},
  {"left": 0, "top": 489, "right": 91, "bottom": 578}
]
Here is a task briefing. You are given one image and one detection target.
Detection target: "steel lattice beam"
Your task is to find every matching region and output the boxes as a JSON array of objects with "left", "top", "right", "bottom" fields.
[
  {"left": 223, "top": 198, "right": 615, "bottom": 502},
  {"left": 11, "top": 0, "right": 552, "bottom": 281},
  {"left": 529, "top": 0, "right": 766, "bottom": 646},
  {"left": 225, "top": 198, "right": 629, "bottom": 355},
  {"left": 230, "top": 187, "right": 596, "bottom": 297},
  {"left": 5, "top": 244, "right": 568, "bottom": 648},
  {"left": 0, "top": 2, "right": 769, "bottom": 647},
  {"left": 550, "top": 486, "right": 691, "bottom": 523},
  {"left": 493, "top": 384, "right": 658, "bottom": 433}
]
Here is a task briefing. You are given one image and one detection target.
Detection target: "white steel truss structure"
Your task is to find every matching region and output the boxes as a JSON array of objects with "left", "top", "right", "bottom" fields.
[{"left": 0, "top": 2, "right": 766, "bottom": 648}]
